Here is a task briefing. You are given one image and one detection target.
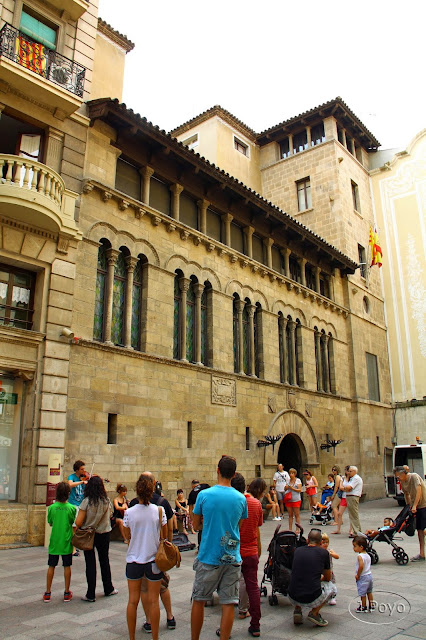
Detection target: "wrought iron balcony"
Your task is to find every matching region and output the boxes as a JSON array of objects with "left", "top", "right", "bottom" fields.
[{"left": 0, "top": 22, "right": 85, "bottom": 98}]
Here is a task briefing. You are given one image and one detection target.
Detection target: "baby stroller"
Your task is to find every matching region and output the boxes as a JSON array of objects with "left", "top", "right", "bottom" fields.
[
  {"left": 309, "top": 501, "right": 333, "bottom": 526},
  {"left": 365, "top": 505, "right": 415, "bottom": 566},
  {"left": 260, "top": 524, "right": 306, "bottom": 606}
]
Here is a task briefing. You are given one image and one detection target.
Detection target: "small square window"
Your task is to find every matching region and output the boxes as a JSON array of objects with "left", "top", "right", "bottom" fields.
[{"left": 234, "top": 136, "right": 248, "bottom": 157}]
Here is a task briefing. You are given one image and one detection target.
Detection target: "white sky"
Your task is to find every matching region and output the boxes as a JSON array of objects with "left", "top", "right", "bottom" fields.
[{"left": 98, "top": 0, "right": 425, "bottom": 150}]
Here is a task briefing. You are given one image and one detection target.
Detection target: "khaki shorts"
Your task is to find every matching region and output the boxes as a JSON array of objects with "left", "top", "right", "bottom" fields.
[
  {"left": 192, "top": 557, "right": 241, "bottom": 604},
  {"left": 141, "top": 571, "right": 170, "bottom": 594}
]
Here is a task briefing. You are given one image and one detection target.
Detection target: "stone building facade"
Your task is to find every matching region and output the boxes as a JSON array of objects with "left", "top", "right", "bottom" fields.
[
  {"left": 0, "top": 2, "right": 394, "bottom": 546},
  {"left": 0, "top": 0, "right": 132, "bottom": 544}
]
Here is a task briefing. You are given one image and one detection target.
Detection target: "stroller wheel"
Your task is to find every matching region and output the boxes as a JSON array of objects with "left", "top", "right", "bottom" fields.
[
  {"left": 260, "top": 586, "right": 267, "bottom": 597},
  {"left": 368, "top": 549, "right": 379, "bottom": 565},
  {"left": 268, "top": 594, "right": 279, "bottom": 606},
  {"left": 395, "top": 551, "right": 409, "bottom": 565},
  {"left": 392, "top": 547, "right": 401, "bottom": 558}
]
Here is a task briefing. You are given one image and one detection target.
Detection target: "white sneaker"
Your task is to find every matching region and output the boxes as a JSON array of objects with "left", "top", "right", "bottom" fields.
[
  {"left": 329, "top": 598, "right": 337, "bottom": 606},
  {"left": 273, "top": 517, "right": 280, "bottom": 521}
]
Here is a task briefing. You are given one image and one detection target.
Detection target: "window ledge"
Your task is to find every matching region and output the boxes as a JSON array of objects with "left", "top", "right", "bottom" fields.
[
  {"left": 295, "top": 207, "right": 314, "bottom": 216},
  {"left": 353, "top": 208, "right": 363, "bottom": 219}
]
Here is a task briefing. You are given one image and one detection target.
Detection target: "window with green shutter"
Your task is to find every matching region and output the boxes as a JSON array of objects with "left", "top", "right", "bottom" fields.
[{"left": 20, "top": 10, "right": 57, "bottom": 50}]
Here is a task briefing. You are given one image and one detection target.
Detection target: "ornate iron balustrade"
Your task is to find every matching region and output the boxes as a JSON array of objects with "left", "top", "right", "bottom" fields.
[{"left": 0, "top": 22, "right": 85, "bottom": 97}]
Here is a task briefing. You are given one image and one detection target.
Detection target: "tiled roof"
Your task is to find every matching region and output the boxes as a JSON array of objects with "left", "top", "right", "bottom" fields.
[
  {"left": 87, "top": 98, "right": 358, "bottom": 273},
  {"left": 169, "top": 105, "right": 257, "bottom": 142},
  {"left": 97, "top": 18, "right": 135, "bottom": 53},
  {"left": 257, "top": 96, "right": 380, "bottom": 149}
]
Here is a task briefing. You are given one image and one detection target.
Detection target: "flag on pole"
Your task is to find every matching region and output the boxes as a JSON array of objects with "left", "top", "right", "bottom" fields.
[{"left": 369, "top": 226, "right": 383, "bottom": 268}]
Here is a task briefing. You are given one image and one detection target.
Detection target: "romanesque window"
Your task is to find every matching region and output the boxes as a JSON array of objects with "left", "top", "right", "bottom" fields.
[
  {"left": 279, "top": 315, "right": 303, "bottom": 387},
  {"left": 314, "top": 328, "right": 335, "bottom": 394},
  {"left": 111, "top": 249, "right": 127, "bottom": 346},
  {"left": 233, "top": 295, "right": 262, "bottom": 376},
  {"left": 0, "top": 262, "right": 35, "bottom": 331},
  {"left": 93, "top": 239, "right": 109, "bottom": 341},
  {"left": 174, "top": 272, "right": 210, "bottom": 365}
]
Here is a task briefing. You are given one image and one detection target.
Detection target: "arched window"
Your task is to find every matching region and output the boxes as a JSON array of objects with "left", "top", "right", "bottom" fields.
[
  {"left": 254, "top": 302, "right": 263, "bottom": 378},
  {"left": 242, "top": 300, "right": 250, "bottom": 374},
  {"left": 200, "top": 282, "right": 210, "bottom": 366},
  {"left": 173, "top": 271, "right": 182, "bottom": 359},
  {"left": 131, "top": 257, "right": 143, "bottom": 350},
  {"left": 93, "top": 239, "right": 109, "bottom": 341},
  {"left": 111, "top": 249, "right": 127, "bottom": 346},
  {"left": 174, "top": 272, "right": 210, "bottom": 365},
  {"left": 314, "top": 328, "right": 334, "bottom": 393},
  {"left": 186, "top": 277, "right": 196, "bottom": 362},
  {"left": 233, "top": 295, "right": 240, "bottom": 373},
  {"left": 278, "top": 312, "right": 286, "bottom": 383}
]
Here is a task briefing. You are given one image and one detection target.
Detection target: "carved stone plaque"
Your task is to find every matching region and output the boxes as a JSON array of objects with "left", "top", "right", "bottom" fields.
[
  {"left": 212, "top": 376, "right": 236, "bottom": 406},
  {"left": 287, "top": 391, "right": 296, "bottom": 409},
  {"left": 268, "top": 396, "right": 277, "bottom": 413}
]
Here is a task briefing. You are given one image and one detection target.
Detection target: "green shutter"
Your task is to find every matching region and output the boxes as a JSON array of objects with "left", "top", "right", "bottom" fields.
[{"left": 20, "top": 11, "right": 57, "bottom": 50}]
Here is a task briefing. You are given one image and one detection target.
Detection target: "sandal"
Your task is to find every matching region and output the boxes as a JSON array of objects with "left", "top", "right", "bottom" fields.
[
  {"left": 248, "top": 627, "right": 260, "bottom": 637},
  {"left": 216, "top": 630, "right": 231, "bottom": 638},
  {"left": 238, "top": 611, "right": 250, "bottom": 619}
]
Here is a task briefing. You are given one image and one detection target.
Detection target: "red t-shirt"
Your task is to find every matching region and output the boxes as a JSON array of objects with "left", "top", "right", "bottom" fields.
[{"left": 240, "top": 493, "right": 263, "bottom": 558}]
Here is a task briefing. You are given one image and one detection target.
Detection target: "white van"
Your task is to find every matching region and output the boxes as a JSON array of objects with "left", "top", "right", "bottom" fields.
[{"left": 385, "top": 443, "right": 426, "bottom": 506}]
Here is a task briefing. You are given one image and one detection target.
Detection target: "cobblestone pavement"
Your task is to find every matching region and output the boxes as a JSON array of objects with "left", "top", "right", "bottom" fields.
[{"left": 1, "top": 498, "right": 425, "bottom": 640}]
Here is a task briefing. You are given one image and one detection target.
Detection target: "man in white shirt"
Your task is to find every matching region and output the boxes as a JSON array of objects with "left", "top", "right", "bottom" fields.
[
  {"left": 273, "top": 464, "right": 290, "bottom": 518},
  {"left": 343, "top": 466, "right": 363, "bottom": 536}
]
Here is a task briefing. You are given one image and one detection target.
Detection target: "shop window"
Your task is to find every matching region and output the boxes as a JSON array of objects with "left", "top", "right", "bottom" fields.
[
  {"left": 0, "top": 375, "right": 22, "bottom": 500},
  {"left": 0, "top": 263, "right": 35, "bottom": 330}
]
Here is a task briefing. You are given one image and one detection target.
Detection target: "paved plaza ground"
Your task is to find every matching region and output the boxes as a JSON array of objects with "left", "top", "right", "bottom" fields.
[{"left": 1, "top": 497, "right": 425, "bottom": 640}]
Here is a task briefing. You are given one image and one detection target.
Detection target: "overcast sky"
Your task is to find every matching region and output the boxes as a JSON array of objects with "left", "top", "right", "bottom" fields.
[{"left": 98, "top": 0, "right": 425, "bottom": 150}]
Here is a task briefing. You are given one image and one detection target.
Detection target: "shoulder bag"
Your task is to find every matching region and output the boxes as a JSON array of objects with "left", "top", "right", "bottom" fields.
[
  {"left": 71, "top": 501, "right": 109, "bottom": 551},
  {"left": 155, "top": 507, "right": 181, "bottom": 572}
]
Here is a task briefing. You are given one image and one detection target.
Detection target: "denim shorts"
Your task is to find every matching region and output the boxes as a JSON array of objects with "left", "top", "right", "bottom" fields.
[
  {"left": 126, "top": 561, "right": 164, "bottom": 582},
  {"left": 192, "top": 557, "right": 241, "bottom": 604},
  {"left": 357, "top": 573, "right": 373, "bottom": 597}
]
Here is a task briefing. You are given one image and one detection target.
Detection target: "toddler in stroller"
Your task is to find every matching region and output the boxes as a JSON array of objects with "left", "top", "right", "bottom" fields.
[
  {"left": 309, "top": 501, "right": 333, "bottom": 526},
  {"left": 260, "top": 524, "right": 306, "bottom": 605},
  {"left": 362, "top": 505, "right": 415, "bottom": 566}
]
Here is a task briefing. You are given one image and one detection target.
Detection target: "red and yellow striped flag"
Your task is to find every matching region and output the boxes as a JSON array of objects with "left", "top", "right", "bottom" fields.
[{"left": 369, "top": 226, "right": 383, "bottom": 268}]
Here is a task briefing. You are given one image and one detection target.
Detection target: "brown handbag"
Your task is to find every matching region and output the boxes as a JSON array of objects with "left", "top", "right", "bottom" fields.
[
  {"left": 71, "top": 501, "right": 109, "bottom": 551},
  {"left": 154, "top": 507, "right": 181, "bottom": 572}
]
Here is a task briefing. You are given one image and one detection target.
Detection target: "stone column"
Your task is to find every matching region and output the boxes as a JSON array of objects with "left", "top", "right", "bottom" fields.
[
  {"left": 193, "top": 282, "right": 205, "bottom": 365},
  {"left": 178, "top": 277, "right": 190, "bottom": 361},
  {"left": 45, "top": 128, "right": 64, "bottom": 174},
  {"left": 315, "top": 331, "right": 323, "bottom": 390},
  {"left": 264, "top": 238, "right": 273, "bottom": 269},
  {"left": 328, "top": 273, "right": 335, "bottom": 301},
  {"left": 236, "top": 299, "right": 245, "bottom": 374},
  {"left": 299, "top": 258, "right": 307, "bottom": 287},
  {"left": 247, "top": 304, "right": 256, "bottom": 377},
  {"left": 244, "top": 225, "right": 254, "bottom": 259},
  {"left": 141, "top": 166, "right": 154, "bottom": 204},
  {"left": 315, "top": 266, "right": 321, "bottom": 294},
  {"left": 323, "top": 335, "right": 330, "bottom": 392},
  {"left": 197, "top": 199, "right": 209, "bottom": 235},
  {"left": 341, "top": 129, "right": 347, "bottom": 148},
  {"left": 281, "top": 248, "right": 291, "bottom": 278},
  {"left": 306, "top": 126, "right": 312, "bottom": 148},
  {"left": 170, "top": 184, "right": 184, "bottom": 221},
  {"left": 288, "top": 133, "right": 293, "bottom": 156},
  {"left": 104, "top": 248, "right": 119, "bottom": 345},
  {"left": 124, "top": 256, "right": 138, "bottom": 349},
  {"left": 289, "top": 320, "right": 297, "bottom": 385},
  {"left": 222, "top": 213, "right": 233, "bottom": 246},
  {"left": 279, "top": 315, "right": 288, "bottom": 383}
]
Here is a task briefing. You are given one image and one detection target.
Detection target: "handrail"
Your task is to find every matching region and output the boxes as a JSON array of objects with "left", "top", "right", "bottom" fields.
[
  {"left": 0, "top": 22, "right": 85, "bottom": 97},
  {"left": 0, "top": 154, "right": 65, "bottom": 207}
]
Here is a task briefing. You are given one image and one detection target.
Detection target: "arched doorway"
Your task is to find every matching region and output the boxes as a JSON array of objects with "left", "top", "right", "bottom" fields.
[{"left": 278, "top": 434, "right": 303, "bottom": 476}]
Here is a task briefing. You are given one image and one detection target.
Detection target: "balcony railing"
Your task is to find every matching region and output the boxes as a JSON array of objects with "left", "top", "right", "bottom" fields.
[
  {"left": 1, "top": 154, "right": 64, "bottom": 208},
  {"left": 0, "top": 22, "right": 85, "bottom": 98}
]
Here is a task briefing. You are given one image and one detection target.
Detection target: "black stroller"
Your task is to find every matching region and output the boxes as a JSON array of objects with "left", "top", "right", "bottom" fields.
[
  {"left": 260, "top": 524, "right": 306, "bottom": 606},
  {"left": 365, "top": 505, "right": 415, "bottom": 566},
  {"left": 309, "top": 501, "right": 333, "bottom": 526}
]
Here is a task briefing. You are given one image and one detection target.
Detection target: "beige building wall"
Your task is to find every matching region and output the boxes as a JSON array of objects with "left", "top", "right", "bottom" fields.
[{"left": 370, "top": 131, "right": 426, "bottom": 444}]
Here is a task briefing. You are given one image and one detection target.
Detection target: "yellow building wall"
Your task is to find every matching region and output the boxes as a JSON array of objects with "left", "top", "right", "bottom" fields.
[
  {"left": 90, "top": 32, "right": 126, "bottom": 101},
  {"left": 370, "top": 131, "right": 426, "bottom": 402}
]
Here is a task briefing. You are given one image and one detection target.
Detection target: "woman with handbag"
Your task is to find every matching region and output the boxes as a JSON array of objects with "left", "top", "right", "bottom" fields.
[
  {"left": 74, "top": 476, "right": 117, "bottom": 601},
  {"left": 123, "top": 474, "right": 168, "bottom": 640}
]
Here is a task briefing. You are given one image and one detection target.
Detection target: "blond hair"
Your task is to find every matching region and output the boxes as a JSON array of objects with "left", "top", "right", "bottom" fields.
[{"left": 321, "top": 532, "right": 329, "bottom": 543}]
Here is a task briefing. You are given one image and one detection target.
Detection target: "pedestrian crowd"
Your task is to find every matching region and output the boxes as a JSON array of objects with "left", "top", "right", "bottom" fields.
[{"left": 43, "top": 457, "right": 426, "bottom": 639}]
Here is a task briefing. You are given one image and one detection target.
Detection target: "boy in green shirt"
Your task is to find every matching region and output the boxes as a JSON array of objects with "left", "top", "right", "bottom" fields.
[{"left": 44, "top": 482, "right": 76, "bottom": 603}]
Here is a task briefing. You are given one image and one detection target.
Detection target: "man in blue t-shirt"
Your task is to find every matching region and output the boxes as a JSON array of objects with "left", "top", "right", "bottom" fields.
[
  {"left": 191, "top": 456, "right": 248, "bottom": 640},
  {"left": 67, "top": 460, "right": 87, "bottom": 508}
]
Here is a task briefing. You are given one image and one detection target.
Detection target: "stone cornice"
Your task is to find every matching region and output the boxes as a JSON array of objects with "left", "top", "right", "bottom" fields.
[
  {"left": 97, "top": 18, "right": 135, "bottom": 53},
  {"left": 0, "top": 215, "right": 57, "bottom": 241},
  {"left": 0, "top": 326, "right": 45, "bottom": 347}
]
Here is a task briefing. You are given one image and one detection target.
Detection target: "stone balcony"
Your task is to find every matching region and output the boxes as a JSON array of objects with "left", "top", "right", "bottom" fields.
[
  {"left": 47, "top": 0, "right": 89, "bottom": 21},
  {"left": 0, "top": 154, "right": 81, "bottom": 244}
]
